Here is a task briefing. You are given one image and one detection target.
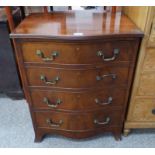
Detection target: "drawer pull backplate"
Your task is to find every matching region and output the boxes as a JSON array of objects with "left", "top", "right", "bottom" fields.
[
  {"left": 95, "top": 97, "right": 113, "bottom": 105},
  {"left": 43, "top": 97, "right": 62, "bottom": 108},
  {"left": 97, "top": 48, "right": 119, "bottom": 61},
  {"left": 96, "top": 74, "right": 116, "bottom": 81},
  {"left": 40, "top": 75, "right": 60, "bottom": 85},
  {"left": 94, "top": 117, "right": 110, "bottom": 125},
  {"left": 36, "top": 50, "right": 59, "bottom": 61},
  {"left": 46, "top": 118, "right": 63, "bottom": 127}
]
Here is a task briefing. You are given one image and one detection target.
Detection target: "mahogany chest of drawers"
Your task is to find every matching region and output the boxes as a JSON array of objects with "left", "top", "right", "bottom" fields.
[{"left": 11, "top": 11, "right": 143, "bottom": 142}]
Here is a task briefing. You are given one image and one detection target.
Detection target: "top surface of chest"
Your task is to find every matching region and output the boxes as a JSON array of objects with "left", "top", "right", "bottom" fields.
[{"left": 11, "top": 11, "right": 143, "bottom": 39}]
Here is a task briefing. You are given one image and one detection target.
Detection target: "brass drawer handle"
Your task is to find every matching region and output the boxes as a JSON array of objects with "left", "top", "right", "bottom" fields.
[
  {"left": 94, "top": 117, "right": 110, "bottom": 125},
  {"left": 36, "top": 50, "right": 59, "bottom": 61},
  {"left": 46, "top": 118, "right": 63, "bottom": 127},
  {"left": 152, "top": 109, "right": 155, "bottom": 115},
  {"left": 40, "top": 75, "right": 60, "bottom": 85},
  {"left": 97, "top": 49, "right": 119, "bottom": 61},
  {"left": 43, "top": 97, "right": 62, "bottom": 108},
  {"left": 96, "top": 74, "right": 116, "bottom": 81},
  {"left": 95, "top": 96, "right": 113, "bottom": 105}
]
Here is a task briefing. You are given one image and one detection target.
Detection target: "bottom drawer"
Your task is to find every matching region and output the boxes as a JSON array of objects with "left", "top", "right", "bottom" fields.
[{"left": 35, "top": 108, "right": 123, "bottom": 131}]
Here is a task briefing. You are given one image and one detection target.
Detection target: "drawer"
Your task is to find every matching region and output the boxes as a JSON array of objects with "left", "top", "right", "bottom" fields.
[
  {"left": 128, "top": 98, "right": 155, "bottom": 122},
  {"left": 35, "top": 108, "right": 122, "bottom": 131},
  {"left": 142, "top": 48, "right": 155, "bottom": 71},
  {"left": 21, "top": 41, "right": 133, "bottom": 65},
  {"left": 26, "top": 66, "right": 129, "bottom": 89},
  {"left": 138, "top": 73, "right": 155, "bottom": 96},
  {"left": 30, "top": 88, "right": 126, "bottom": 111}
]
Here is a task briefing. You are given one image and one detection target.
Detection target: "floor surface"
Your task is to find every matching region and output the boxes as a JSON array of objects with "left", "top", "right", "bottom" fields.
[{"left": 0, "top": 96, "right": 155, "bottom": 148}]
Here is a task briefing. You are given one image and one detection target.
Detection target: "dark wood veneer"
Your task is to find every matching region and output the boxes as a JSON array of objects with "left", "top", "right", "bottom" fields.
[
  {"left": 10, "top": 12, "right": 143, "bottom": 39},
  {"left": 26, "top": 66, "right": 129, "bottom": 89},
  {"left": 30, "top": 88, "right": 126, "bottom": 111},
  {"left": 35, "top": 108, "right": 123, "bottom": 130},
  {"left": 11, "top": 11, "right": 143, "bottom": 142},
  {"left": 21, "top": 41, "right": 134, "bottom": 64}
]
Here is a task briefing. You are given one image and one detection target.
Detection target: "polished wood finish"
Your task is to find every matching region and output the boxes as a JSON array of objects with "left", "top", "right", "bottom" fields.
[
  {"left": 11, "top": 12, "right": 143, "bottom": 39},
  {"left": 26, "top": 66, "right": 129, "bottom": 88},
  {"left": 35, "top": 108, "right": 123, "bottom": 130},
  {"left": 11, "top": 11, "right": 143, "bottom": 142},
  {"left": 34, "top": 126, "right": 122, "bottom": 141},
  {"left": 21, "top": 40, "right": 136, "bottom": 65},
  {"left": 5, "top": 6, "right": 48, "bottom": 32},
  {"left": 30, "top": 88, "right": 126, "bottom": 111},
  {"left": 123, "top": 7, "right": 155, "bottom": 135}
]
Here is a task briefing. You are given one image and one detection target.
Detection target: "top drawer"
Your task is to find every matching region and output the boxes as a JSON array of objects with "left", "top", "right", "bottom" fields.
[{"left": 21, "top": 41, "right": 134, "bottom": 65}]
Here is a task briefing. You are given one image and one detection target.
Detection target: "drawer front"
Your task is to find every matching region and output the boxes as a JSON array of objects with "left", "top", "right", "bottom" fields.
[
  {"left": 22, "top": 41, "right": 133, "bottom": 64},
  {"left": 35, "top": 109, "right": 122, "bottom": 131},
  {"left": 26, "top": 66, "right": 129, "bottom": 88},
  {"left": 128, "top": 98, "right": 155, "bottom": 122},
  {"left": 31, "top": 88, "right": 126, "bottom": 111},
  {"left": 142, "top": 48, "right": 155, "bottom": 72},
  {"left": 138, "top": 73, "right": 155, "bottom": 96}
]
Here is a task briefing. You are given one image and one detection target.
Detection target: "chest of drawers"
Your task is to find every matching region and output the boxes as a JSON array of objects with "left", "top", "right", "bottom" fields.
[
  {"left": 11, "top": 11, "right": 143, "bottom": 142},
  {"left": 123, "top": 7, "right": 155, "bottom": 136}
]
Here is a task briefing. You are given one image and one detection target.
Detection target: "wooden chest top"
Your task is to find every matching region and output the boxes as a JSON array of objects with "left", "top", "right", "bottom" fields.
[{"left": 11, "top": 11, "right": 143, "bottom": 39}]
